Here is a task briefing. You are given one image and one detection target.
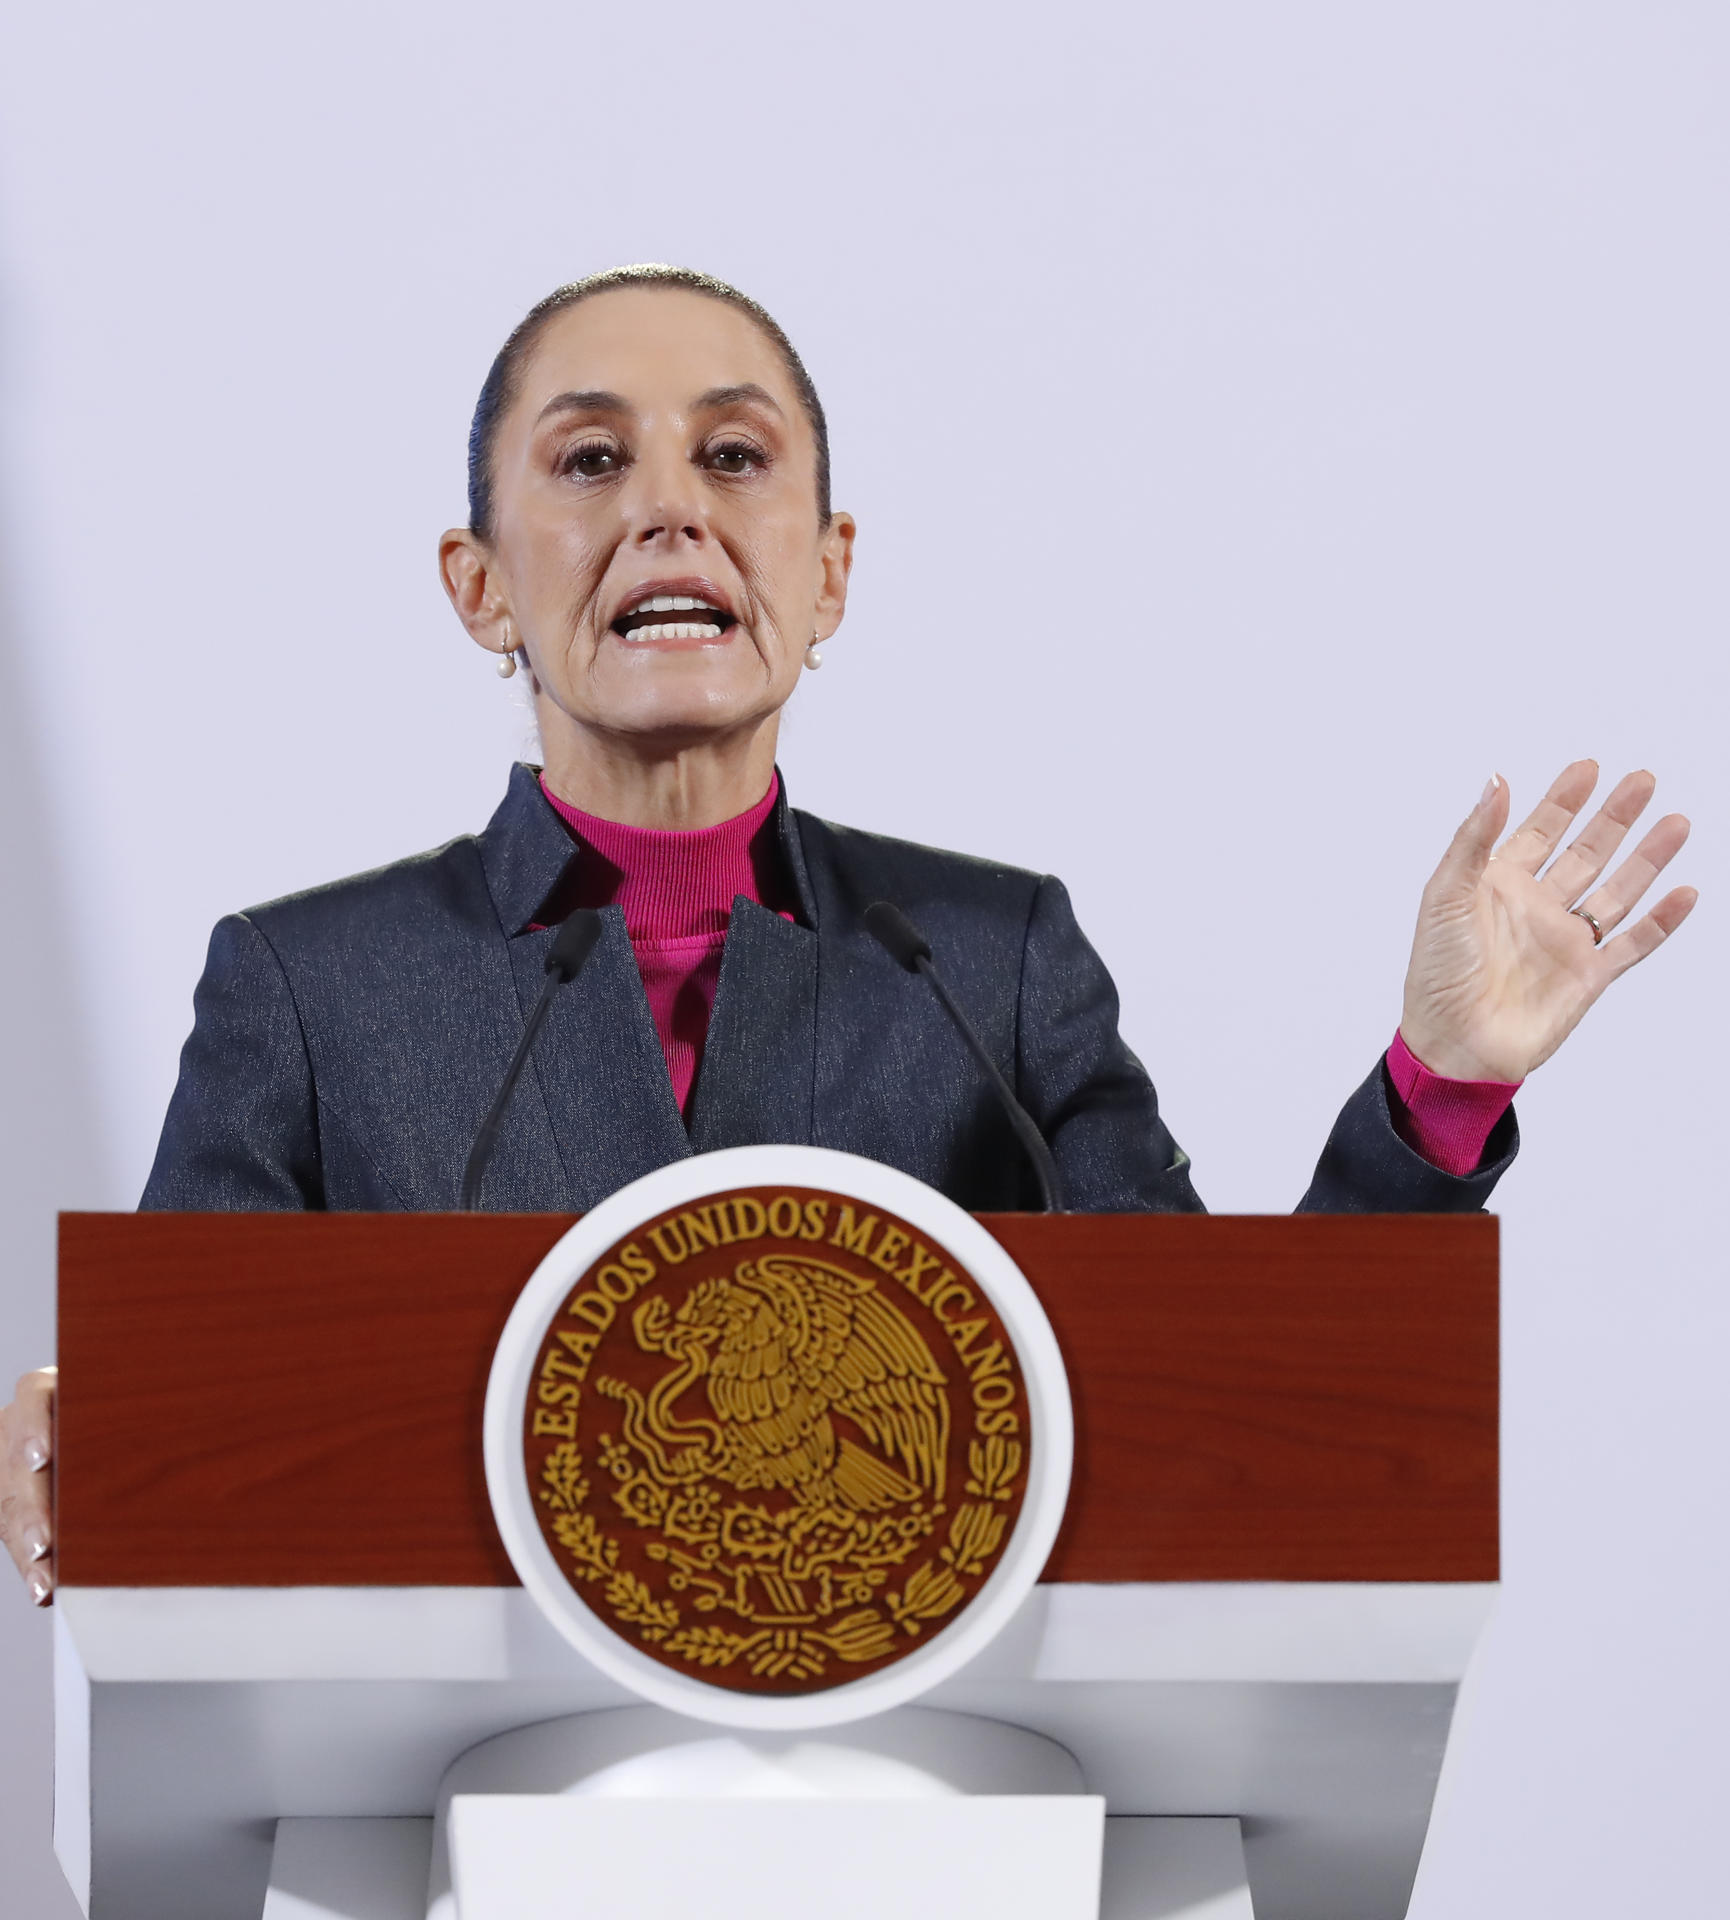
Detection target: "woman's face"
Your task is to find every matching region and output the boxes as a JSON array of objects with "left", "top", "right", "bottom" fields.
[{"left": 442, "top": 288, "right": 853, "bottom": 762}]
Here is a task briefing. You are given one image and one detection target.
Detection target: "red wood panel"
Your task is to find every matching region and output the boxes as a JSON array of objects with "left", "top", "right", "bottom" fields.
[
  {"left": 994, "top": 1214, "right": 1498, "bottom": 1582},
  {"left": 55, "top": 1211, "right": 1496, "bottom": 1588}
]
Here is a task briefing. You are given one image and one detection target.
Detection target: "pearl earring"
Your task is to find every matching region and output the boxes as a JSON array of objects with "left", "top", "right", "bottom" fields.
[
  {"left": 804, "top": 629, "right": 824, "bottom": 671},
  {"left": 496, "top": 626, "right": 518, "bottom": 679}
]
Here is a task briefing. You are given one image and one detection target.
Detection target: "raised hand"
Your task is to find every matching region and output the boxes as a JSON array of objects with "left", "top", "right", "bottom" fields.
[{"left": 1400, "top": 761, "right": 1696, "bottom": 1084}]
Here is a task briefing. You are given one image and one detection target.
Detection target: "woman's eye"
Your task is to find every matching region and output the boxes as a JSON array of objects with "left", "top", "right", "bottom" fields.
[
  {"left": 563, "top": 441, "right": 623, "bottom": 478},
  {"left": 707, "top": 441, "right": 764, "bottom": 475}
]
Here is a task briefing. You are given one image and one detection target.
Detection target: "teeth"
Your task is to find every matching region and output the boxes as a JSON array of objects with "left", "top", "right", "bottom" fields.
[
  {"left": 627, "top": 593, "right": 722, "bottom": 616},
  {"left": 621, "top": 621, "right": 725, "bottom": 643}
]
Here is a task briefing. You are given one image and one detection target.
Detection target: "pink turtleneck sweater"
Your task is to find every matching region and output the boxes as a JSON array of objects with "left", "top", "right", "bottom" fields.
[
  {"left": 539, "top": 776, "right": 1518, "bottom": 1172},
  {"left": 542, "top": 775, "right": 789, "bottom": 1113}
]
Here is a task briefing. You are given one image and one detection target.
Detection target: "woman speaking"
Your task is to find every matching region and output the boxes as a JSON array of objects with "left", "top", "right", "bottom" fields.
[{"left": 0, "top": 265, "right": 1697, "bottom": 1600}]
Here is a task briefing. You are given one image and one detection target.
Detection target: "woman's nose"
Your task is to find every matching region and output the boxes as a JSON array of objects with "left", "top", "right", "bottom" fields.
[{"left": 623, "top": 446, "right": 708, "bottom": 547}]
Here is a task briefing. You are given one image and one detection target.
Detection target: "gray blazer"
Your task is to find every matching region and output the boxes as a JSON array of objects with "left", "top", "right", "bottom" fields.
[{"left": 141, "top": 765, "right": 1515, "bottom": 1214}]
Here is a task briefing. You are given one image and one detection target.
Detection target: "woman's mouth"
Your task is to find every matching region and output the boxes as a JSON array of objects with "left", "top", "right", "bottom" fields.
[{"left": 610, "top": 593, "right": 738, "bottom": 645}]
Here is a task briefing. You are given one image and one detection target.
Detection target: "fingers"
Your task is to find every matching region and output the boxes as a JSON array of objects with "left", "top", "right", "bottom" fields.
[
  {"left": 1426, "top": 773, "right": 1511, "bottom": 903},
  {"left": 1578, "top": 812, "right": 1693, "bottom": 936},
  {"left": 1600, "top": 884, "right": 1699, "bottom": 982},
  {"left": 1540, "top": 769, "right": 1657, "bottom": 904},
  {"left": 1497, "top": 758, "right": 1599, "bottom": 875},
  {"left": 2, "top": 1368, "right": 58, "bottom": 1604}
]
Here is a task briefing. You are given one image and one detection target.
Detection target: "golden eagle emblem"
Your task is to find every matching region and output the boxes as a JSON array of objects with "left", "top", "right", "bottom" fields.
[
  {"left": 524, "top": 1189, "right": 1031, "bottom": 1693},
  {"left": 607, "top": 1255, "right": 950, "bottom": 1515}
]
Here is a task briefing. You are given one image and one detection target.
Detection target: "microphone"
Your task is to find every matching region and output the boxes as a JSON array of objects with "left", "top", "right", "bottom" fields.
[
  {"left": 459, "top": 910, "right": 604, "bottom": 1211},
  {"left": 863, "top": 900, "right": 1066, "bottom": 1213}
]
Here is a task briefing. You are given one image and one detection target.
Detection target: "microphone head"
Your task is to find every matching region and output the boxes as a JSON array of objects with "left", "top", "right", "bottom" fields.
[
  {"left": 545, "top": 908, "right": 603, "bottom": 981},
  {"left": 863, "top": 900, "right": 932, "bottom": 971}
]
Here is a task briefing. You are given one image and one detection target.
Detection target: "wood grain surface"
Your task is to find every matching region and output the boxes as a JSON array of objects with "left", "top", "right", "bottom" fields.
[{"left": 55, "top": 1211, "right": 1497, "bottom": 1587}]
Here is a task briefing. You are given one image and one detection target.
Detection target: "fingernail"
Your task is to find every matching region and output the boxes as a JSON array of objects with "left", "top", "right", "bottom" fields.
[
  {"left": 25, "top": 1527, "right": 51, "bottom": 1564},
  {"left": 1480, "top": 774, "right": 1501, "bottom": 808},
  {"left": 23, "top": 1439, "right": 49, "bottom": 1472},
  {"left": 29, "top": 1571, "right": 51, "bottom": 1606}
]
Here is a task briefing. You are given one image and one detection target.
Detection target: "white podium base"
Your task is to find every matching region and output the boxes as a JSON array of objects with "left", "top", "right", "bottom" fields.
[
  {"left": 63, "top": 1581, "right": 1487, "bottom": 1916},
  {"left": 452, "top": 1795, "right": 1103, "bottom": 1920},
  {"left": 427, "top": 1705, "right": 1094, "bottom": 1919},
  {"left": 261, "top": 1813, "right": 1250, "bottom": 1920}
]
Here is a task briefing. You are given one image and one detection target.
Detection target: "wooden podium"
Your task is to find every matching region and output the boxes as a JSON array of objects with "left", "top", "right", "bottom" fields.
[{"left": 52, "top": 1211, "right": 1497, "bottom": 1920}]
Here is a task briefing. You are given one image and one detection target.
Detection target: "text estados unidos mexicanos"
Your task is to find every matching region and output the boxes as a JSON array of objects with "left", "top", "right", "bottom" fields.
[{"left": 531, "top": 1196, "right": 1022, "bottom": 1443}]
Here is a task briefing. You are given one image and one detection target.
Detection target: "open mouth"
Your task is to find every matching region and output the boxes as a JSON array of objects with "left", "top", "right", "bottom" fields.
[{"left": 610, "top": 593, "right": 738, "bottom": 644}]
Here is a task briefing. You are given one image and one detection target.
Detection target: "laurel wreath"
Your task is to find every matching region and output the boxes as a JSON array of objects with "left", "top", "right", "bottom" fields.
[{"left": 536, "top": 1431, "right": 1025, "bottom": 1676}]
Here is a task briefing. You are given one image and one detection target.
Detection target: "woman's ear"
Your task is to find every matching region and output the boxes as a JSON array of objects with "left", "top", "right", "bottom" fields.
[
  {"left": 814, "top": 511, "right": 856, "bottom": 640},
  {"left": 439, "top": 528, "right": 514, "bottom": 659}
]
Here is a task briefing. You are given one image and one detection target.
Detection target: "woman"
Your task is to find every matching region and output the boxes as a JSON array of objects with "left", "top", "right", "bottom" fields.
[{"left": 0, "top": 265, "right": 1697, "bottom": 1602}]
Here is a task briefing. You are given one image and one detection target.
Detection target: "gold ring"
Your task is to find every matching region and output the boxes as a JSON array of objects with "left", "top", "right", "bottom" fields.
[{"left": 1570, "top": 906, "right": 1604, "bottom": 947}]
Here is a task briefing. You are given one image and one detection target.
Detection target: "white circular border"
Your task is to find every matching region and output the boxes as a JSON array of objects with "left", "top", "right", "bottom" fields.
[{"left": 484, "top": 1145, "right": 1073, "bottom": 1730}]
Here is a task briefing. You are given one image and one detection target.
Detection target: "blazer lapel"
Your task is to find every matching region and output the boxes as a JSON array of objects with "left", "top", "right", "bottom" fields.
[
  {"left": 470, "top": 761, "right": 819, "bottom": 1202},
  {"left": 472, "top": 762, "right": 689, "bottom": 1210},
  {"left": 420, "top": 918, "right": 572, "bottom": 1211},
  {"left": 687, "top": 898, "right": 819, "bottom": 1153},
  {"left": 507, "top": 908, "right": 691, "bottom": 1209}
]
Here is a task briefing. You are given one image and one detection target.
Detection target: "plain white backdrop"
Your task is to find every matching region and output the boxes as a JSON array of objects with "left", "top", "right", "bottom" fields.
[{"left": 0, "top": 3, "right": 1723, "bottom": 1913}]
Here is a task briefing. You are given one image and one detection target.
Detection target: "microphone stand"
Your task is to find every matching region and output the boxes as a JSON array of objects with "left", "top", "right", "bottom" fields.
[
  {"left": 863, "top": 900, "right": 1066, "bottom": 1213},
  {"left": 459, "top": 910, "right": 603, "bottom": 1211}
]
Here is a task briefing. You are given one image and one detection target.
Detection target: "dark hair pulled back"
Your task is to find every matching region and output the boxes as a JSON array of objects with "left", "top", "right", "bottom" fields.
[{"left": 466, "top": 264, "right": 831, "bottom": 543}]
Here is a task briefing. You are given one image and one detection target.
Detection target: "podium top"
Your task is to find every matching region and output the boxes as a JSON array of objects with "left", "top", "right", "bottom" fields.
[{"left": 55, "top": 1210, "right": 1496, "bottom": 1588}]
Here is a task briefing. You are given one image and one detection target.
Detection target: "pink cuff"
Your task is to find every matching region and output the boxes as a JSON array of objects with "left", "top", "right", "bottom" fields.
[{"left": 1385, "top": 1031, "right": 1521, "bottom": 1178}]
